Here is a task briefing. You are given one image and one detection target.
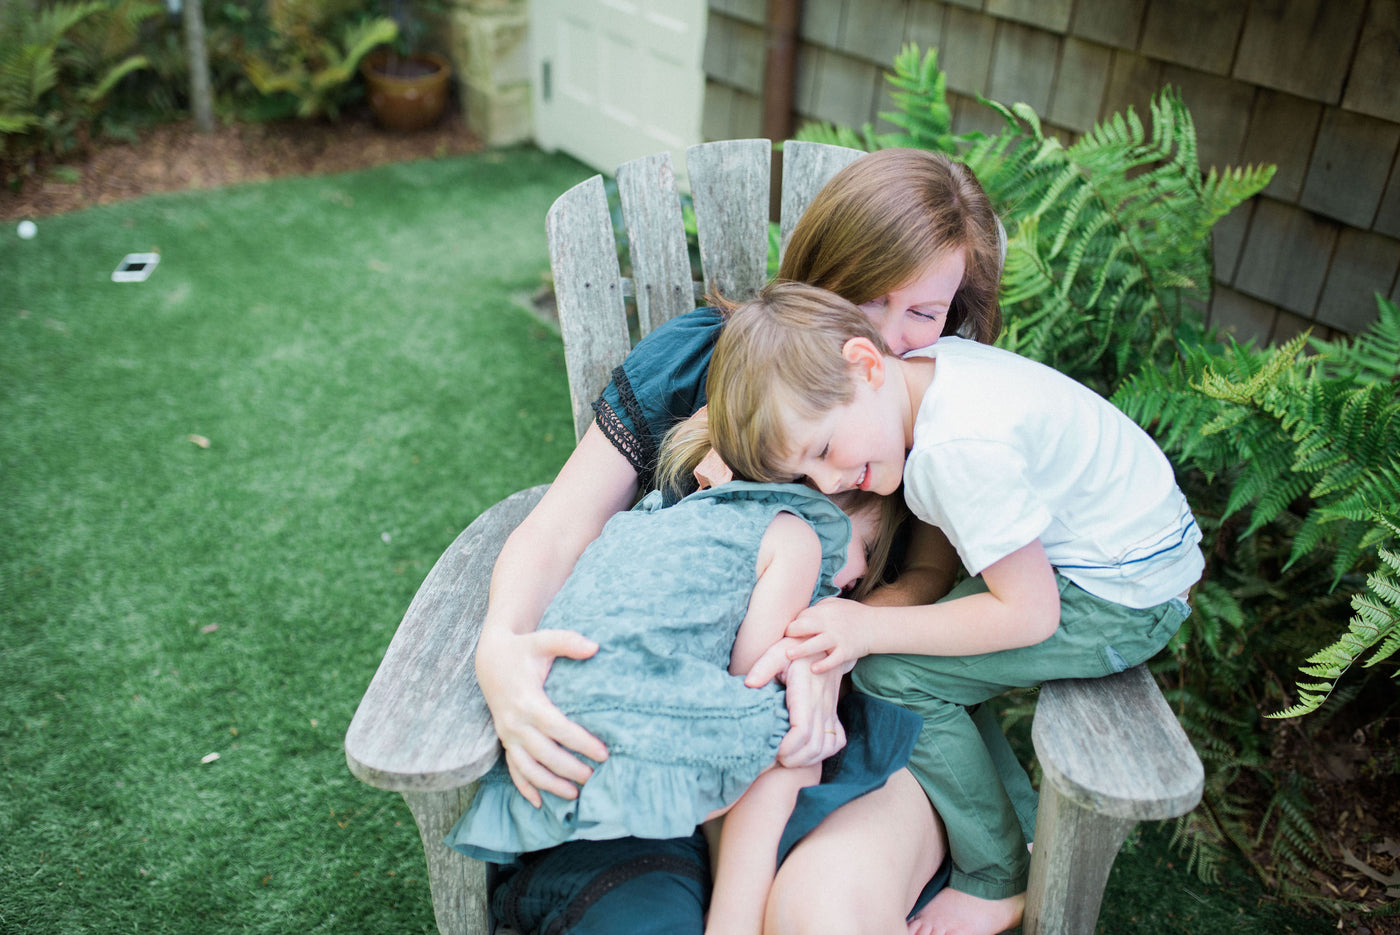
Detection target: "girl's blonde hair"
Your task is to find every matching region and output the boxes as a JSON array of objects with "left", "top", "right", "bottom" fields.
[
  {"left": 779, "top": 148, "right": 1003, "bottom": 345},
  {"left": 830, "top": 488, "right": 908, "bottom": 602}
]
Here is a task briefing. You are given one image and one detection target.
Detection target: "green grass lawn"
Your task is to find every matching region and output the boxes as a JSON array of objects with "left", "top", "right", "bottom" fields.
[{"left": 0, "top": 147, "right": 1327, "bottom": 934}]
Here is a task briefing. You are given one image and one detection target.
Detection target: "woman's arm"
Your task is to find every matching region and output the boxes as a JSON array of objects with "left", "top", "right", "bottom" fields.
[
  {"left": 474, "top": 422, "right": 640, "bottom": 806},
  {"left": 862, "top": 519, "right": 961, "bottom": 608},
  {"left": 781, "top": 538, "right": 1061, "bottom": 673}
]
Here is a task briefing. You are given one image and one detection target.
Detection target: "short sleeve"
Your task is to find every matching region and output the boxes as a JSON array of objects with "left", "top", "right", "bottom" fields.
[
  {"left": 593, "top": 307, "right": 724, "bottom": 488},
  {"left": 903, "top": 439, "right": 1050, "bottom": 576}
]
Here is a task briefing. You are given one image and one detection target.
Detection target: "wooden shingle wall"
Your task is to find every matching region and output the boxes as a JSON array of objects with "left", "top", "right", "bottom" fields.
[{"left": 702, "top": 0, "right": 1400, "bottom": 342}]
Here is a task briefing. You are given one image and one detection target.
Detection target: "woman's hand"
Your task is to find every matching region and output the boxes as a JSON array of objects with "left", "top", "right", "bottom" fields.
[
  {"left": 475, "top": 424, "right": 640, "bottom": 806},
  {"left": 777, "top": 655, "right": 850, "bottom": 767},
  {"left": 783, "top": 596, "right": 875, "bottom": 674},
  {"left": 475, "top": 627, "right": 610, "bottom": 807},
  {"left": 744, "top": 640, "right": 850, "bottom": 767}
]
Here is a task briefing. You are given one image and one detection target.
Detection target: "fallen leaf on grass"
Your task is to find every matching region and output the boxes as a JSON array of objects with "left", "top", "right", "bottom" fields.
[
  {"left": 200, "top": 623, "right": 219, "bottom": 634},
  {"left": 188, "top": 434, "right": 211, "bottom": 448}
]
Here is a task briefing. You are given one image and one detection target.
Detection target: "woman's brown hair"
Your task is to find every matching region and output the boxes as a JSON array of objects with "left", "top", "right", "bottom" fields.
[{"left": 779, "top": 148, "right": 1003, "bottom": 344}]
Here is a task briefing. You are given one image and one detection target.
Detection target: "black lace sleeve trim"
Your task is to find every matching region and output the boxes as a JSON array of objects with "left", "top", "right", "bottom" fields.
[{"left": 591, "top": 365, "right": 658, "bottom": 489}]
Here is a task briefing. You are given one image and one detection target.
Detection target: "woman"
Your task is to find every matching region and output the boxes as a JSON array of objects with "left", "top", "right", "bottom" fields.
[{"left": 472, "top": 149, "right": 1020, "bottom": 934}]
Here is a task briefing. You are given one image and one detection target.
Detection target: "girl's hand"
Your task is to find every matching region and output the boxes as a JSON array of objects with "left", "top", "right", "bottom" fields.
[
  {"left": 475, "top": 628, "right": 609, "bottom": 807},
  {"left": 784, "top": 596, "right": 875, "bottom": 674},
  {"left": 744, "top": 640, "right": 849, "bottom": 766},
  {"left": 777, "top": 656, "right": 850, "bottom": 767}
]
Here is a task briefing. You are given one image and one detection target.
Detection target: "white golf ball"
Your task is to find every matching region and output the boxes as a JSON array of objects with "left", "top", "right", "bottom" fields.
[{"left": 17, "top": 220, "right": 36, "bottom": 239}]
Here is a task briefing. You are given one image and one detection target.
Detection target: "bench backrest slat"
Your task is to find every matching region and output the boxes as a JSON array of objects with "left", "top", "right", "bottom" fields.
[
  {"left": 547, "top": 140, "right": 869, "bottom": 444},
  {"left": 687, "top": 139, "right": 772, "bottom": 303},
  {"left": 777, "top": 140, "right": 865, "bottom": 264},
  {"left": 546, "top": 174, "right": 632, "bottom": 442},
  {"left": 617, "top": 152, "right": 695, "bottom": 337}
]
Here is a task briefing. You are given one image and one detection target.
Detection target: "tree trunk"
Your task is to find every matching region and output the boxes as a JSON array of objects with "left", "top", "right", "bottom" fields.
[{"left": 183, "top": 0, "right": 214, "bottom": 133}]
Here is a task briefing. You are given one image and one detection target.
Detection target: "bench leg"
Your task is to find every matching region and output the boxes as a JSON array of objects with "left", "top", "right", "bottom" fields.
[
  {"left": 1022, "top": 780, "right": 1136, "bottom": 935},
  {"left": 403, "top": 788, "right": 491, "bottom": 935}
]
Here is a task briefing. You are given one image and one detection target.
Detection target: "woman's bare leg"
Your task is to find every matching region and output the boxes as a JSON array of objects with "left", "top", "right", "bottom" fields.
[{"left": 763, "top": 768, "right": 945, "bottom": 935}]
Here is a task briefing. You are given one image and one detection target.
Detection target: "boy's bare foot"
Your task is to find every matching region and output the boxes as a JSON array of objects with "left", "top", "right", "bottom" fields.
[{"left": 905, "top": 887, "right": 1024, "bottom": 935}]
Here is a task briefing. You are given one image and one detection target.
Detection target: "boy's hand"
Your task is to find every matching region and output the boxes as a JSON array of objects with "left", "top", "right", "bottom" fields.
[{"left": 784, "top": 596, "right": 874, "bottom": 673}]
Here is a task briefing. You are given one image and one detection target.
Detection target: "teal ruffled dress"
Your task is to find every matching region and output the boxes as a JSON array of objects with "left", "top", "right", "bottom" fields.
[{"left": 446, "top": 481, "right": 852, "bottom": 862}]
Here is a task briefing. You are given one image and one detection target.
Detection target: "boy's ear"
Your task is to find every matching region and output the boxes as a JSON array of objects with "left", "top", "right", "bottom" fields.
[{"left": 842, "top": 337, "right": 886, "bottom": 388}]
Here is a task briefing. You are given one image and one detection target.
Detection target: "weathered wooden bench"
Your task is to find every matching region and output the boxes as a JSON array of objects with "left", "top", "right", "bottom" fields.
[{"left": 344, "top": 139, "right": 1204, "bottom": 935}]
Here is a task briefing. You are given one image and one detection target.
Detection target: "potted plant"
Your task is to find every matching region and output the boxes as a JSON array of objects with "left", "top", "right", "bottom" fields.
[
  {"left": 361, "top": 0, "right": 452, "bottom": 132},
  {"left": 241, "top": 0, "right": 399, "bottom": 119}
]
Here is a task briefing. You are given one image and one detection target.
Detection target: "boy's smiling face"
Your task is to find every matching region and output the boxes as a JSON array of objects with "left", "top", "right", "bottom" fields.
[{"left": 777, "top": 362, "right": 908, "bottom": 498}]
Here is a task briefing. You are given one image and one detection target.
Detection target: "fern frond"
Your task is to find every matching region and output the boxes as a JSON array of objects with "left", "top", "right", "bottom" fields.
[
  {"left": 1269, "top": 517, "right": 1400, "bottom": 717},
  {"left": 877, "top": 44, "right": 956, "bottom": 155},
  {"left": 964, "top": 84, "right": 1272, "bottom": 388},
  {"left": 1310, "top": 294, "right": 1400, "bottom": 384},
  {"left": 791, "top": 119, "right": 885, "bottom": 153}
]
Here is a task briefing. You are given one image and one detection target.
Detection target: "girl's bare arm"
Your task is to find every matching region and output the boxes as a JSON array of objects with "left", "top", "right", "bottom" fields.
[
  {"left": 779, "top": 539, "right": 1061, "bottom": 674},
  {"left": 728, "top": 512, "right": 823, "bottom": 676},
  {"left": 705, "top": 512, "right": 825, "bottom": 935},
  {"left": 474, "top": 423, "right": 640, "bottom": 805}
]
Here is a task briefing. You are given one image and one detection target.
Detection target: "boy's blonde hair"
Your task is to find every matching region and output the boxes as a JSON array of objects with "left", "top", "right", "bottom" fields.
[
  {"left": 704, "top": 281, "right": 889, "bottom": 486},
  {"left": 653, "top": 284, "right": 907, "bottom": 602},
  {"left": 780, "top": 148, "right": 1003, "bottom": 345}
]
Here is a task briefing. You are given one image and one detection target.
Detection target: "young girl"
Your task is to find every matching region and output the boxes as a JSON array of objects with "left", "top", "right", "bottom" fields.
[
  {"left": 704, "top": 281, "right": 1204, "bottom": 935},
  {"left": 447, "top": 470, "right": 907, "bottom": 935}
]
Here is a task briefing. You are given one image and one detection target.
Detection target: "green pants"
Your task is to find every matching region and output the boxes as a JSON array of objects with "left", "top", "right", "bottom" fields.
[{"left": 851, "top": 573, "right": 1188, "bottom": 899}]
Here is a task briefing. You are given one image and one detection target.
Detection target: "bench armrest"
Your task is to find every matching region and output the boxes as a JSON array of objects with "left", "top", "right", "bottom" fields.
[
  {"left": 1033, "top": 664, "right": 1203, "bottom": 821},
  {"left": 345, "top": 485, "right": 549, "bottom": 792}
]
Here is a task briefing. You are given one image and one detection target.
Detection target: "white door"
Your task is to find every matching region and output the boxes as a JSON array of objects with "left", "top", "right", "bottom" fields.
[{"left": 531, "top": 0, "right": 707, "bottom": 182}]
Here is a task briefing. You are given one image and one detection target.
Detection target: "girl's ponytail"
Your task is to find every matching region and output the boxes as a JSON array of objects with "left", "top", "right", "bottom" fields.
[{"left": 655, "top": 408, "right": 716, "bottom": 500}]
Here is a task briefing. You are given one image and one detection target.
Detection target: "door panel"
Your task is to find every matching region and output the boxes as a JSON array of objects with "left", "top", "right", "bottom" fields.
[{"left": 533, "top": 0, "right": 707, "bottom": 182}]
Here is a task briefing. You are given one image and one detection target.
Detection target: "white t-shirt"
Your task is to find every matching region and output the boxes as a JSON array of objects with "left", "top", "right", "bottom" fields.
[{"left": 902, "top": 338, "right": 1203, "bottom": 609}]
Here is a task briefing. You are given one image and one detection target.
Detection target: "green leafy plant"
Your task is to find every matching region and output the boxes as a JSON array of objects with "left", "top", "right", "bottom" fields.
[
  {"left": 239, "top": 0, "right": 398, "bottom": 119},
  {"left": 1, "top": 0, "right": 157, "bottom": 175},
  {"left": 1116, "top": 299, "right": 1400, "bottom": 716},
  {"left": 966, "top": 92, "right": 1273, "bottom": 389},
  {"left": 1112, "top": 298, "right": 1399, "bottom": 890},
  {"left": 798, "top": 42, "right": 1399, "bottom": 910},
  {"left": 797, "top": 46, "right": 1274, "bottom": 391}
]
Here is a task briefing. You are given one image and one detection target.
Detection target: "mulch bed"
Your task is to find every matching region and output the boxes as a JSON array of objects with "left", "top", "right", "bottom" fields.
[{"left": 1, "top": 106, "right": 484, "bottom": 222}]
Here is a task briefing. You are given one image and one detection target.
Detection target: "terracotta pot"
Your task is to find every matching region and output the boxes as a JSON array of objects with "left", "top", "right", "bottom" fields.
[{"left": 361, "top": 51, "right": 452, "bottom": 131}]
